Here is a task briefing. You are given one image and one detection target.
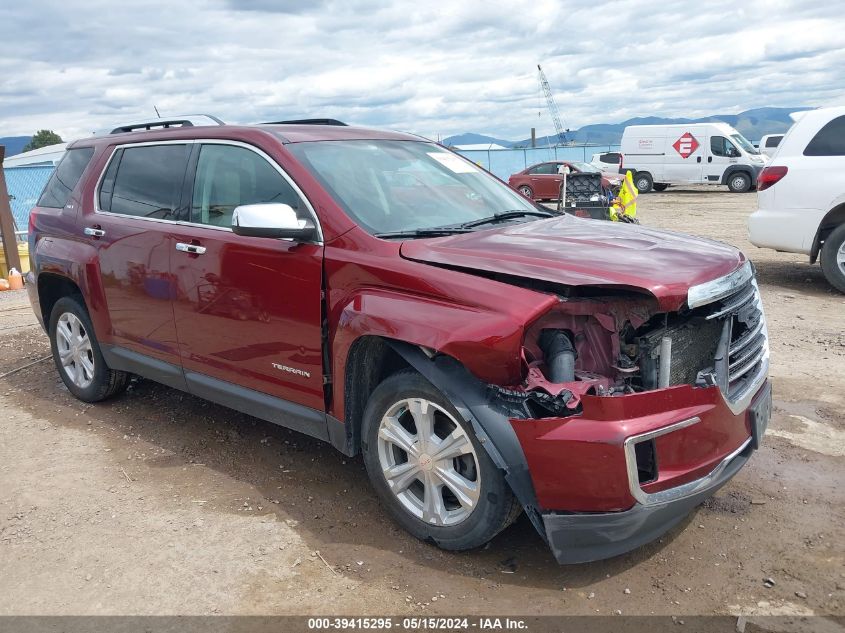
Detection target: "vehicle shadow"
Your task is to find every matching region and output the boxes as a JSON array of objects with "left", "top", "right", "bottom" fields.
[
  {"left": 5, "top": 366, "right": 700, "bottom": 593},
  {"left": 752, "top": 257, "right": 839, "bottom": 297}
]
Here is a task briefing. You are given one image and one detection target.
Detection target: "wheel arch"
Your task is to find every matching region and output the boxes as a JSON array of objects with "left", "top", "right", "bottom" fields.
[
  {"left": 810, "top": 202, "right": 845, "bottom": 264},
  {"left": 720, "top": 165, "right": 755, "bottom": 187},
  {"left": 37, "top": 272, "right": 85, "bottom": 330},
  {"left": 382, "top": 340, "right": 545, "bottom": 537}
]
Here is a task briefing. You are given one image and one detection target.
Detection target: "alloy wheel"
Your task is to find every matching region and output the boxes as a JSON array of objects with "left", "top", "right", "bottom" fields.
[
  {"left": 376, "top": 398, "right": 480, "bottom": 526},
  {"left": 55, "top": 312, "right": 95, "bottom": 389}
]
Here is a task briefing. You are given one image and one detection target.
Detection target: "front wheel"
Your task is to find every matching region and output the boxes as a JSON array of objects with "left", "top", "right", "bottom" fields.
[
  {"left": 820, "top": 224, "right": 845, "bottom": 294},
  {"left": 362, "top": 370, "right": 520, "bottom": 551},
  {"left": 49, "top": 296, "right": 129, "bottom": 402},
  {"left": 634, "top": 172, "right": 653, "bottom": 193},
  {"left": 727, "top": 172, "right": 751, "bottom": 193}
]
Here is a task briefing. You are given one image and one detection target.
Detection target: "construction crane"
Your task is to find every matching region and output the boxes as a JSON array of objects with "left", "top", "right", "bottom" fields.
[{"left": 537, "top": 64, "right": 567, "bottom": 146}]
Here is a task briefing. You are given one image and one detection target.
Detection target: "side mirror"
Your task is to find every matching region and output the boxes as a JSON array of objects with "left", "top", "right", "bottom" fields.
[{"left": 231, "top": 203, "right": 316, "bottom": 241}]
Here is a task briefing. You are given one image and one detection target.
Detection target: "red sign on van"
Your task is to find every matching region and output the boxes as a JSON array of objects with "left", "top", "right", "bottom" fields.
[{"left": 673, "top": 133, "right": 699, "bottom": 158}]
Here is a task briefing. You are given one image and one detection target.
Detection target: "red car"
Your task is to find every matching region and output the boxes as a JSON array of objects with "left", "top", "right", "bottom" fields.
[
  {"left": 509, "top": 160, "right": 619, "bottom": 200},
  {"left": 27, "top": 116, "right": 770, "bottom": 563}
]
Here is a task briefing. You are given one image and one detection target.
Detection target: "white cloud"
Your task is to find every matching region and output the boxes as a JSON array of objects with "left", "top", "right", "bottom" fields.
[{"left": 0, "top": 0, "right": 842, "bottom": 141}]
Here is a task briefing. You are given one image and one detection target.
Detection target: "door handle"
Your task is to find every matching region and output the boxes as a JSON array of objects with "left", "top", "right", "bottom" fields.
[
  {"left": 84, "top": 227, "right": 105, "bottom": 238},
  {"left": 175, "top": 242, "right": 207, "bottom": 255},
  {"left": 696, "top": 156, "right": 702, "bottom": 163},
  {"left": 708, "top": 156, "right": 713, "bottom": 163}
]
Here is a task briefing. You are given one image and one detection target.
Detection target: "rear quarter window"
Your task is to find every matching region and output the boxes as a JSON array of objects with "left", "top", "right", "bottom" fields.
[
  {"left": 804, "top": 116, "right": 845, "bottom": 156},
  {"left": 37, "top": 147, "right": 95, "bottom": 208}
]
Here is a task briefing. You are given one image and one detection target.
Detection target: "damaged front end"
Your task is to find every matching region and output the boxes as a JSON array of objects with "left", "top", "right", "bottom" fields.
[{"left": 487, "top": 261, "right": 771, "bottom": 562}]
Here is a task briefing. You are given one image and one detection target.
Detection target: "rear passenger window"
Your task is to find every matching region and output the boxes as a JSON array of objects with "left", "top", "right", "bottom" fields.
[
  {"left": 765, "top": 136, "right": 781, "bottom": 148},
  {"left": 37, "top": 147, "right": 95, "bottom": 208},
  {"left": 804, "top": 116, "right": 845, "bottom": 156},
  {"left": 601, "top": 152, "right": 621, "bottom": 164},
  {"left": 528, "top": 163, "right": 556, "bottom": 175},
  {"left": 102, "top": 144, "right": 189, "bottom": 218},
  {"left": 190, "top": 144, "right": 302, "bottom": 227}
]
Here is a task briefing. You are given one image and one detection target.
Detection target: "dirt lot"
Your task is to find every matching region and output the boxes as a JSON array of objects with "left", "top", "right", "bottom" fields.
[{"left": 1, "top": 186, "right": 843, "bottom": 621}]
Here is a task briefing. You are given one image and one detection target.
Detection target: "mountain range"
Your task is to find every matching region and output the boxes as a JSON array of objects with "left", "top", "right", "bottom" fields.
[
  {"left": 0, "top": 136, "right": 32, "bottom": 157},
  {"left": 444, "top": 107, "right": 812, "bottom": 147}
]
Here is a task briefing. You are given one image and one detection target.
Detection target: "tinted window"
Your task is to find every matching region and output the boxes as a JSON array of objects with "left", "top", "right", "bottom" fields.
[
  {"left": 106, "top": 144, "right": 189, "bottom": 218},
  {"left": 710, "top": 136, "right": 739, "bottom": 158},
  {"left": 190, "top": 144, "right": 303, "bottom": 227},
  {"left": 804, "top": 116, "right": 845, "bottom": 156},
  {"left": 528, "top": 163, "right": 557, "bottom": 175},
  {"left": 765, "top": 136, "right": 782, "bottom": 148},
  {"left": 37, "top": 147, "right": 95, "bottom": 208},
  {"left": 600, "top": 152, "right": 621, "bottom": 164}
]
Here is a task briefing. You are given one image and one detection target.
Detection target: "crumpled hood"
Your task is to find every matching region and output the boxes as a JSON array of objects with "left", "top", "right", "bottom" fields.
[{"left": 400, "top": 215, "right": 745, "bottom": 311}]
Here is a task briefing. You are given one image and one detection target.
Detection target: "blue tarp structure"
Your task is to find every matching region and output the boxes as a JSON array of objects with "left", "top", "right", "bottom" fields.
[
  {"left": 455, "top": 145, "right": 621, "bottom": 181},
  {"left": 3, "top": 165, "right": 54, "bottom": 234}
]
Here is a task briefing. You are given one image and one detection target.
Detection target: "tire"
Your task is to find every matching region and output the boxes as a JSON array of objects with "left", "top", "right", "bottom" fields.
[
  {"left": 727, "top": 172, "right": 751, "bottom": 193},
  {"left": 49, "top": 296, "right": 130, "bottom": 402},
  {"left": 653, "top": 183, "right": 669, "bottom": 192},
  {"left": 820, "top": 224, "right": 845, "bottom": 294},
  {"left": 634, "top": 172, "right": 653, "bottom": 193},
  {"left": 518, "top": 185, "right": 533, "bottom": 199},
  {"left": 361, "top": 369, "right": 520, "bottom": 551}
]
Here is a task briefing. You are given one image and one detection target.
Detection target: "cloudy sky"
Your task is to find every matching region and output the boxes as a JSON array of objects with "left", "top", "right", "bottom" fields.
[{"left": 0, "top": 0, "right": 842, "bottom": 142}]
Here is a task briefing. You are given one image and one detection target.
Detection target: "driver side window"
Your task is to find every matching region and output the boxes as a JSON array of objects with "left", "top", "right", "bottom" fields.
[
  {"left": 191, "top": 144, "right": 302, "bottom": 227},
  {"left": 710, "top": 136, "right": 738, "bottom": 158}
]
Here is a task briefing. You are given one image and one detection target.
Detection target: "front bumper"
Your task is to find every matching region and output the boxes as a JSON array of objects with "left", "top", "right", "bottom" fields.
[
  {"left": 542, "top": 433, "right": 752, "bottom": 564},
  {"left": 510, "top": 377, "right": 770, "bottom": 564}
]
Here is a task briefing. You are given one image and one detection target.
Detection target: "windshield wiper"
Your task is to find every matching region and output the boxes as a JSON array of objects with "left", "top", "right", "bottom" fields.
[
  {"left": 459, "top": 209, "right": 554, "bottom": 229},
  {"left": 373, "top": 227, "right": 474, "bottom": 239}
]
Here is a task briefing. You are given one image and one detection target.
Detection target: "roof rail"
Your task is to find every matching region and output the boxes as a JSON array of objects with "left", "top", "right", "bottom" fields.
[
  {"left": 262, "top": 118, "right": 348, "bottom": 126},
  {"left": 110, "top": 114, "right": 225, "bottom": 134}
]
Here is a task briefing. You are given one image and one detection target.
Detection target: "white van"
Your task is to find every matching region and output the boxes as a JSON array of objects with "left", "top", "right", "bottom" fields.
[{"left": 620, "top": 122, "right": 767, "bottom": 193}]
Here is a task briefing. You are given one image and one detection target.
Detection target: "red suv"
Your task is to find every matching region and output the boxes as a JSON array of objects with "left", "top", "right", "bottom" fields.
[{"left": 27, "top": 116, "right": 771, "bottom": 564}]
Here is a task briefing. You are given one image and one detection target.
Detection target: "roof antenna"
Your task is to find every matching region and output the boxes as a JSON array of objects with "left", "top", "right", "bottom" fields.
[{"left": 153, "top": 105, "right": 161, "bottom": 118}]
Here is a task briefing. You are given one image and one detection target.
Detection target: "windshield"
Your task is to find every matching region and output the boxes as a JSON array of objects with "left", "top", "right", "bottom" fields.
[
  {"left": 570, "top": 161, "right": 600, "bottom": 173},
  {"left": 286, "top": 140, "right": 544, "bottom": 235},
  {"left": 730, "top": 133, "right": 760, "bottom": 155}
]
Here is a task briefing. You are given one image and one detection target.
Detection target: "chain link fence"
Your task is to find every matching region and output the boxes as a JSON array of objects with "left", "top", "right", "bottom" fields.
[
  {"left": 3, "top": 165, "right": 54, "bottom": 240},
  {"left": 454, "top": 145, "right": 621, "bottom": 181}
]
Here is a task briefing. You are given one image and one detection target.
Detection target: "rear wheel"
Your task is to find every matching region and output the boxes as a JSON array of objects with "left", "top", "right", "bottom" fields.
[
  {"left": 362, "top": 370, "right": 520, "bottom": 551},
  {"left": 49, "top": 296, "right": 129, "bottom": 402},
  {"left": 518, "top": 185, "right": 533, "bottom": 199},
  {"left": 634, "top": 172, "right": 653, "bottom": 193},
  {"left": 820, "top": 224, "right": 845, "bottom": 294},
  {"left": 727, "top": 172, "right": 751, "bottom": 193},
  {"left": 653, "top": 183, "right": 669, "bottom": 192}
]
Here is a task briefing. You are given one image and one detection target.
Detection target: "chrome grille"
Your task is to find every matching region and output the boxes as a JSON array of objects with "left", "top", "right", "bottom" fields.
[{"left": 705, "top": 278, "right": 769, "bottom": 406}]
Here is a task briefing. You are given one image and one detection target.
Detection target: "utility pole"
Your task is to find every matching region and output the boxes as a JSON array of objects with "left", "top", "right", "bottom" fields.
[{"left": 0, "top": 146, "right": 23, "bottom": 274}]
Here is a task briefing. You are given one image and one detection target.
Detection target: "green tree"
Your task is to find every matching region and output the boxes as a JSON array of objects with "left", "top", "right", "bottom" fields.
[{"left": 22, "top": 130, "right": 64, "bottom": 152}]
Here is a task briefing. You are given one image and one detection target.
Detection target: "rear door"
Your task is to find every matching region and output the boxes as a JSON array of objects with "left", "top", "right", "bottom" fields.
[
  {"left": 169, "top": 141, "right": 325, "bottom": 412},
  {"left": 88, "top": 142, "right": 190, "bottom": 378}
]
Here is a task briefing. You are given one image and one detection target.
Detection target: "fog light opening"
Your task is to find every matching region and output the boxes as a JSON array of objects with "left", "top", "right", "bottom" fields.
[{"left": 635, "top": 439, "right": 658, "bottom": 485}]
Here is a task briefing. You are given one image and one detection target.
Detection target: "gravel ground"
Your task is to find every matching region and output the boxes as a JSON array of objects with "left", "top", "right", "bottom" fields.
[{"left": 0, "top": 186, "right": 843, "bottom": 622}]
